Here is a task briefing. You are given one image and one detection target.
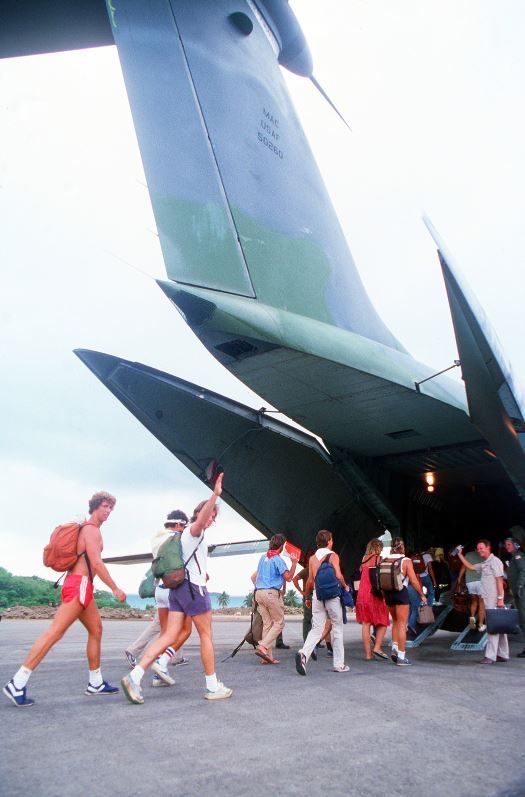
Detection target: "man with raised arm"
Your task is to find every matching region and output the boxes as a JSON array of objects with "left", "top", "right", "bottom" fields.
[
  {"left": 457, "top": 539, "right": 508, "bottom": 664},
  {"left": 3, "top": 491, "right": 126, "bottom": 707},
  {"left": 121, "top": 472, "right": 233, "bottom": 703}
]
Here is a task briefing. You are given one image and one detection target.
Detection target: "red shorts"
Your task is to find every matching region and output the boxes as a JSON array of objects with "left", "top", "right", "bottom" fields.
[{"left": 62, "top": 574, "right": 94, "bottom": 609}]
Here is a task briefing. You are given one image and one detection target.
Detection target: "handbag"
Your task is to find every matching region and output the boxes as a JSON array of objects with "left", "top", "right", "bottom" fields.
[
  {"left": 369, "top": 566, "right": 383, "bottom": 598},
  {"left": 485, "top": 607, "right": 521, "bottom": 635},
  {"left": 362, "top": 554, "right": 383, "bottom": 597},
  {"left": 417, "top": 603, "right": 434, "bottom": 625},
  {"left": 453, "top": 582, "right": 469, "bottom": 614}
]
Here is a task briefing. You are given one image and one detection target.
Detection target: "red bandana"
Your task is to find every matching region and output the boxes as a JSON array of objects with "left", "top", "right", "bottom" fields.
[{"left": 266, "top": 549, "right": 280, "bottom": 559}]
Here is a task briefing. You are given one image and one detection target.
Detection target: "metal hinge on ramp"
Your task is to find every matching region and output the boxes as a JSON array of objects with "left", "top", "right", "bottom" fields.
[{"left": 450, "top": 626, "right": 488, "bottom": 652}]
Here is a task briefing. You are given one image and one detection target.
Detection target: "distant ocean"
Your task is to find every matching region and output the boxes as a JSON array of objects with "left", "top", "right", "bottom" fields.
[{"left": 126, "top": 593, "right": 246, "bottom": 610}]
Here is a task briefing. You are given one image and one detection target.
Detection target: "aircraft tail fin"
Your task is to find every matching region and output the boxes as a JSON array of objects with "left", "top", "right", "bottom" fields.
[{"left": 109, "top": 0, "right": 403, "bottom": 353}]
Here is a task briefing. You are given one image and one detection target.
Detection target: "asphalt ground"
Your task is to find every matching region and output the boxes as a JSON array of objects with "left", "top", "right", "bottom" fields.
[{"left": 1, "top": 617, "right": 524, "bottom": 797}]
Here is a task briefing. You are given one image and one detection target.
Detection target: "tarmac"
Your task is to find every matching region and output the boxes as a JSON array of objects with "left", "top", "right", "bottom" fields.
[{"left": 1, "top": 616, "right": 524, "bottom": 797}]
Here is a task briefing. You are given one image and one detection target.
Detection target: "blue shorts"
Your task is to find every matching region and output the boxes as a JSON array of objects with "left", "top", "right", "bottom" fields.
[{"left": 169, "top": 579, "right": 211, "bottom": 616}]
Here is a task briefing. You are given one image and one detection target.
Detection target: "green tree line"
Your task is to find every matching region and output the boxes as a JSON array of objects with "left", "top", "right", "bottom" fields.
[{"left": 0, "top": 567, "right": 129, "bottom": 609}]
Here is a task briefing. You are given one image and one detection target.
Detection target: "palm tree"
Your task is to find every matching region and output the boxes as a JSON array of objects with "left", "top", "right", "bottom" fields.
[
  {"left": 283, "top": 589, "right": 300, "bottom": 608},
  {"left": 217, "top": 591, "right": 230, "bottom": 608},
  {"left": 243, "top": 590, "right": 254, "bottom": 608}
]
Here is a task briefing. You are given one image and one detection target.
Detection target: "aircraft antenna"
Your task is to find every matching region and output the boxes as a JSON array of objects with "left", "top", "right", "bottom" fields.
[
  {"left": 310, "top": 76, "right": 352, "bottom": 132},
  {"left": 102, "top": 248, "right": 160, "bottom": 282}
]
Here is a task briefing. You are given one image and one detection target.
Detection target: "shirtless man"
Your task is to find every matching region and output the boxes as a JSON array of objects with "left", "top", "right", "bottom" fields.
[{"left": 3, "top": 491, "right": 126, "bottom": 707}]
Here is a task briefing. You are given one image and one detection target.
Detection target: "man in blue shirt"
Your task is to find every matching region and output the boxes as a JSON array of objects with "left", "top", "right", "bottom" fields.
[{"left": 251, "top": 534, "right": 299, "bottom": 664}]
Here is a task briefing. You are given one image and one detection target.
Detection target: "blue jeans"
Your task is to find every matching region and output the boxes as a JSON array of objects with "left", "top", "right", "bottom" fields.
[
  {"left": 421, "top": 574, "right": 435, "bottom": 607},
  {"left": 408, "top": 576, "right": 435, "bottom": 630},
  {"left": 408, "top": 586, "right": 421, "bottom": 631}
]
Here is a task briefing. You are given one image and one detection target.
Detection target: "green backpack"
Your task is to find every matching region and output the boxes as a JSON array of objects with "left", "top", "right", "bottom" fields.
[{"left": 152, "top": 533, "right": 204, "bottom": 589}]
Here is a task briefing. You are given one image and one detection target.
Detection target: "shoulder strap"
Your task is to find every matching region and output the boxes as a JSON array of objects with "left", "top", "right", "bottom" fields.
[
  {"left": 184, "top": 534, "right": 205, "bottom": 573},
  {"left": 322, "top": 553, "right": 332, "bottom": 564},
  {"left": 81, "top": 551, "right": 94, "bottom": 583}
]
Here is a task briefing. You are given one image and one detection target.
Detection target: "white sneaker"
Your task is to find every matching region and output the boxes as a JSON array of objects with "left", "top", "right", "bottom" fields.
[
  {"left": 204, "top": 681, "right": 233, "bottom": 700},
  {"left": 151, "top": 662, "right": 175, "bottom": 686},
  {"left": 121, "top": 675, "right": 144, "bottom": 704},
  {"left": 333, "top": 665, "right": 350, "bottom": 673},
  {"left": 478, "top": 624, "right": 487, "bottom": 633},
  {"left": 469, "top": 616, "right": 476, "bottom": 630},
  {"left": 151, "top": 676, "right": 169, "bottom": 688}
]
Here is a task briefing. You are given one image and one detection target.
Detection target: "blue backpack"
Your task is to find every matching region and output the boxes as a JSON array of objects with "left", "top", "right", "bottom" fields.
[{"left": 315, "top": 553, "right": 341, "bottom": 601}]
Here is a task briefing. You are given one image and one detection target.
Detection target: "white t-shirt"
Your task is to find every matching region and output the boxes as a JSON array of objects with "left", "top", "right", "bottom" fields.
[{"left": 181, "top": 527, "right": 207, "bottom": 587}]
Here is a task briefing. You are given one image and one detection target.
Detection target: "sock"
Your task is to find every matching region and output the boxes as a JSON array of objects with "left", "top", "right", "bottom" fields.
[
  {"left": 205, "top": 673, "right": 218, "bottom": 692},
  {"left": 392, "top": 642, "right": 399, "bottom": 654},
  {"left": 13, "top": 666, "right": 32, "bottom": 690},
  {"left": 157, "top": 647, "right": 176, "bottom": 669},
  {"left": 398, "top": 650, "right": 405, "bottom": 661},
  {"left": 130, "top": 666, "right": 144, "bottom": 686},
  {"left": 89, "top": 668, "right": 103, "bottom": 687},
  {"left": 326, "top": 641, "right": 333, "bottom": 652}
]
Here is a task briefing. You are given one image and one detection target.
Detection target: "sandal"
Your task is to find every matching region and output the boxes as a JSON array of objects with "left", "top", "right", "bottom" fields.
[
  {"left": 373, "top": 649, "right": 389, "bottom": 660},
  {"left": 254, "top": 645, "right": 273, "bottom": 664}
]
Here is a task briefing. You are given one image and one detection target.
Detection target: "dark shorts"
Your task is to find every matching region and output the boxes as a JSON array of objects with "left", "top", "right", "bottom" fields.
[
  {"left": 168, "top": 579, "right": 211, "bottom": 616},
  {"left": 383, "top": 587, "right": 410, "bottom": 606}
]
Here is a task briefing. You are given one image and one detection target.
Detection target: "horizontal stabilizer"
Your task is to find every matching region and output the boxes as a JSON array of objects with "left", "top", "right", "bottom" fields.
[{"left": 158, "top": 280, "right": 481, "bottom": 458}]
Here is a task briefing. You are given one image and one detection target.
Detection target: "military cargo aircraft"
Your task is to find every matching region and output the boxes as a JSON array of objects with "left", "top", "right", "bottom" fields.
[{"left": 3, "top": 1, "right": 525, "bottom": 572}]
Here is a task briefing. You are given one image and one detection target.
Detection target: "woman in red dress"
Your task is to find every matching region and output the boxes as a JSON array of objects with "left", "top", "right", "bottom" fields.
[{"left": 356, "top": 538, "right": 390, "bottom": 660}]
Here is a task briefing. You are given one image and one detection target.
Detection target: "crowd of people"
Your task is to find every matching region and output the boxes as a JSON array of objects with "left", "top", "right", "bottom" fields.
[
  {"left": 249, "top": 531, "right": 525, "bottom": 673},
  {"left": 3, "top": 476, "right": 525, "bottom": 707}
]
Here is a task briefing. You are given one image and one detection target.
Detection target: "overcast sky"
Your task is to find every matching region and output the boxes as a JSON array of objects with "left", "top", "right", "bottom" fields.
[{"left": 1, "top": 1, "right": 524, "bottom": 595}]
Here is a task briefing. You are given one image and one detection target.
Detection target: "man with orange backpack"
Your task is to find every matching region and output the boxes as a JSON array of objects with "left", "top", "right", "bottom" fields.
[{"left": 3, "top": 491, "right": 126, "bottom": 707}]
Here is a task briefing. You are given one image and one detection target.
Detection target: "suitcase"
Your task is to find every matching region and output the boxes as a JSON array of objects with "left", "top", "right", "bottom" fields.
[{"left": 485, "top": 607, "right": 521, "bottom": 635}]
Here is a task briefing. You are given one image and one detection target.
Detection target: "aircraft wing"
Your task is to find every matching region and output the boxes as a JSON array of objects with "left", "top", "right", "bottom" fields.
[{"left": 103, "top": 539, "right": 269, "bottom": 566}]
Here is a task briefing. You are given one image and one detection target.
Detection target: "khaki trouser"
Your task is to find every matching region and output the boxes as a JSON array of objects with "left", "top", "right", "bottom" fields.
[
  {"left": 300, "top": 596, "right": 345, "bottom": 670},
  {"left": 256, "top": 589, "right": 285, "bottom": 655},
  {"left": 127, "top": 610, "right": 185, "bottom": 662}
]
